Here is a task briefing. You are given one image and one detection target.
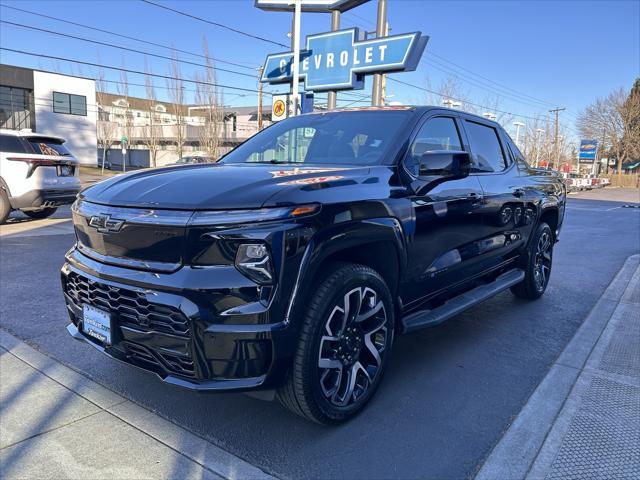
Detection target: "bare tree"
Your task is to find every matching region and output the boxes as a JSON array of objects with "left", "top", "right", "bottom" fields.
[
  {"left": 166, "top": 50, "right": 186, "bottom": 160},
  {"left": 116, "top": 65, "right": 133, "bottom": 172},
  {"left": 577, "top": 82, "right": 640, "bottom": 178},
  {"left": 142, "top": 62, "right": 161, "bottom": 168},
  {"left": 194, "top": 37, "right": 224, "bottom": 157},
  {"left": 95, "top": 69, "right": 117, "bottom": 173}
]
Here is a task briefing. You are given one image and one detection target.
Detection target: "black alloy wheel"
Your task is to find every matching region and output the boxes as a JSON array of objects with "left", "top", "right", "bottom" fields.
[
  {"left": 278, "top": 263, "right": 394, "bottom": 424},
  {"left": 511, "top": 222, "right": 554, "bottom": 300}
]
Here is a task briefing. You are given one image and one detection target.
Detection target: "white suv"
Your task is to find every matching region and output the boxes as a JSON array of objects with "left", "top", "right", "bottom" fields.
[{"left": 0, "top": 129, "right": 81, "bottom": 224}]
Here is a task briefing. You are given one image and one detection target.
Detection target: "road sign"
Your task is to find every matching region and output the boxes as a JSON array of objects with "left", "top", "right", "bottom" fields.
[
  {"left": 272, "top": 94, "right": 289, "bottom": 121},
  {"left": 579, "top": 139, "right": 597, "bottom": 164},
  {"left": 261, "top": 27, "right": 428, "bottom": 92},
  {"left": 255, "top": 0, "right": 369, "bottom": 13}
]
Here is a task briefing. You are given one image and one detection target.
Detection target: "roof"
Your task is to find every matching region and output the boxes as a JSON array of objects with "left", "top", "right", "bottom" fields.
[
  {"left": 98, "top": 92, "right": 264, "bottom": 118},
  {"left": 0, "top": 128, "right": 66, "bottom": 142}
]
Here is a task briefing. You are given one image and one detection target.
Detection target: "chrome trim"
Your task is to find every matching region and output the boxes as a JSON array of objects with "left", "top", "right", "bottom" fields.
[{"left": 283, "top": 241, "right": 314, "bottom": 325}]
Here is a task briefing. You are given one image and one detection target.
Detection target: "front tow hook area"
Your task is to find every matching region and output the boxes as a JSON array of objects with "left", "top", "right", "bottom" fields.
[{"left": 67, "top": 323, "right": 85, "bottom": 341}]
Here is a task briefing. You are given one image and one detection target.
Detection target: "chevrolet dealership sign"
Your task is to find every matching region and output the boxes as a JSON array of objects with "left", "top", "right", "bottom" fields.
[
  {"left": 261, "top": 28, "right": 428, "bottom": 92},
  {"left": 255, "top": 0, "right": 370, "bottom": 12}
]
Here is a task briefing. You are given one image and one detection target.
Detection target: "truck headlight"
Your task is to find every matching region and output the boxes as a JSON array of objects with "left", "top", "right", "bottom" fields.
[{"left": 235, "top": 243, "right": 274, "bottom": 285}]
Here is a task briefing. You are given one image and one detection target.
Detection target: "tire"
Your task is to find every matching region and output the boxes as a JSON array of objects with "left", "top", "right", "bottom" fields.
[
  {"left": 277, "top": 263, "right": 395, "bottom": 424},
  {"left": 511, "top": 222, "right": 553, "bottom": 300},
  {"left": 21, "top": 207, "right": 58, "bottom": 219},
  {"left": 0, "top": 188, "right": 11, "bottom": 225}
]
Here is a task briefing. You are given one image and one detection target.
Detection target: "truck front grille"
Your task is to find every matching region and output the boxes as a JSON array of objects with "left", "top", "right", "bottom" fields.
[{"left": 65, "top": 271, "right": 190, "bottom": 337}]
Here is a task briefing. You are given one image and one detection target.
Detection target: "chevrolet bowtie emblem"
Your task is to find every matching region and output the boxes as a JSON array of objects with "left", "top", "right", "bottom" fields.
[{"left": 89, "top": 214, "right": 125, "bottom": 233}]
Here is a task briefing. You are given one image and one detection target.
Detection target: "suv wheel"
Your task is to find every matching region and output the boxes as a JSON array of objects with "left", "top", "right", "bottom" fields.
[
  {"left": 278, "top": 263, "right": 395, "bottom": 424},
  {"left": 0, "top": 188, "right": 11, "bottom": 224},
  {"left": 22, "top": 207, "right": 58, "bottom": 220},
  {"left": 511, "top": 222, "right": 553, "bottom": 300}
]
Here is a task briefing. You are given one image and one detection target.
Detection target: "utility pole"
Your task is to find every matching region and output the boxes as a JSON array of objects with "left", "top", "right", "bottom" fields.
[
  {"left": 291, "top": 0, "right": 302, "bottom": 116},
  {"left": 380, "top": 21, "right": 389, "bottom": 105},
  {"left": 327, "top": 10, "right": 340, "bottom": 110},
  {"left": 257, "top": 66, "right": 264, "bottom": 131},
  {"left": 371, "top": 0, "right": 387, "bottom": 106},
  {"left": 549, "top": 107, "right": 565, "bottom": 170}
]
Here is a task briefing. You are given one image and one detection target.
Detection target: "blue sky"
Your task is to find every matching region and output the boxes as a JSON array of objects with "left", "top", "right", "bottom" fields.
[{"left": 1, "top": 0, "right": 638, "bottom": 138}]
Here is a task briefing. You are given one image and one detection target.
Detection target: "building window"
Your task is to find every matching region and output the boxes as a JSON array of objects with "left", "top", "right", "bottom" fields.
[
  {"left": 0, "top": 85, "right": 34, "bottom": 130},
  {"left": 53, "top": 92, "right": 87, "bottom": 116}
]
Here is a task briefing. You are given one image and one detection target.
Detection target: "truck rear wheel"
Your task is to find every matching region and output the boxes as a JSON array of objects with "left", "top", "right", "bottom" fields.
[
  {"left": 0, "top": 188, "right": 11, "bottom": 224},
  {"left": 278, "top": 263, "right": 395, "bottom": 424},
  {"left": 511, "top": 222, "right": 553, "bottom": 300}
]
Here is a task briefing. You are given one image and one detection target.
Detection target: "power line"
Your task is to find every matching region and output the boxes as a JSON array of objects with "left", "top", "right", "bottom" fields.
[
  {"left": 0, "top": 47, "right": 272, "bottom": 96},
  {"left": 387, "top": 76, "right": 550, "bottom": 122},
  {"left": 425, "top": 51, "right": 558, "bottom": 109},
  {"left": 140, "top": 0, "right": 289, "bottom": 49},
  {"left": 422, "top": 57, "right": 557, "bottom": 111},
  {"left": 1, "top": 20, "right": 257, "bottom": 79},
  {"left": 0, "top": 3, "right": 257, "bottom": 71}
]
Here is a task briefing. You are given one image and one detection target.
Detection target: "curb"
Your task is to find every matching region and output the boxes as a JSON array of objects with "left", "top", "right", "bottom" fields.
[
  {"left": 0, "top": 329, "right": 277, "bottom": 480},
  {"left": 474, "top": 254, "right": 640, "bottom": 480}
]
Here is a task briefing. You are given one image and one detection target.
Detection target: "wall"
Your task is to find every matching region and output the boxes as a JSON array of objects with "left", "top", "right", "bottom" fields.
[{"left": 33, "top": 71, "right": 97, "bottom": 165}]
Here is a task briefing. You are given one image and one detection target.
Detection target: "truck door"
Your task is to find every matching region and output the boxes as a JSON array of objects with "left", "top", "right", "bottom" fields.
[
  {"left": 460, "top": 118, "right": 532, "bottom": 269},
  {"left": 401, "top": 114, "right": 486, "bottom": 307}
]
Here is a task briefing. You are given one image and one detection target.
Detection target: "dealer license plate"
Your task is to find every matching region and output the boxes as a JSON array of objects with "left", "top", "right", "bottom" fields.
[
  {"left": 57, "top": 165, "right": 74, "bottom": 176},
  {"left": 82, "top": 304, "right": 112, "bottom": 345}
]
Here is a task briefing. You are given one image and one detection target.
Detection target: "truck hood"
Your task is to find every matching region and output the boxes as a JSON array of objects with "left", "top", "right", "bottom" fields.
[{"left": 81, "top": 163, "right": 376, "bottom": 210}]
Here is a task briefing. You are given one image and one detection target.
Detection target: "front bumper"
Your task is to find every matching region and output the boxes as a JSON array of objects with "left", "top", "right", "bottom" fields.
[
  {"left": 61, "top": 248, "right": 299, "bottom": 392},
  {"left": 10, "top": 188, "right": 80, "bottom": 209}
]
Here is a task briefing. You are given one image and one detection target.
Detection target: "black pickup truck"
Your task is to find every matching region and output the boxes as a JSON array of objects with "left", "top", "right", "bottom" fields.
[{"left": 62, "top": 106, "right": 565, "bottom": 424}]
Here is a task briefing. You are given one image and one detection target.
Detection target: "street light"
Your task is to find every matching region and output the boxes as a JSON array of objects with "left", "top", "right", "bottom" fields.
[
  {"left": 482, "top": 112, "right": 497, "bottom": 121},
  {"left": 513, "top": 121, "right": 525, "bottom": 147},
  {"left": 535, "top": 128, "right": 544, "bottom": 167}
]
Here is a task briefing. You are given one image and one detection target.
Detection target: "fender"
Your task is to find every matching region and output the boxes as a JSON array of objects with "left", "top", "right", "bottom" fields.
[{"left": 284, "top": 217, "right": 407, "bottom": 324}]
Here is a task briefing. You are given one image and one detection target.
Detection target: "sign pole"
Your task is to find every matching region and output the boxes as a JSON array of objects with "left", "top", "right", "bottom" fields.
[
  {"left": 371, "top": 0, "right": 387, "bottom": 106},
  {"left": 291, "top": 0, "right": 302, "bottom": 116},
  {"left": 327, "top": 9, "right": 341, "bottom": 110}
]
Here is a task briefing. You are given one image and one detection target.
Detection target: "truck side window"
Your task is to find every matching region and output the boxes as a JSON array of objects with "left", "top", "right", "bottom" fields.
[
  {"left": 465, "top": 121, "right": 507, "bottom": 172},
  {"left": 507, "top": 138, "right": 529, "bottom": 169},
  {"left": 405, "top": 117, "right": 462, "bottom": 176}
]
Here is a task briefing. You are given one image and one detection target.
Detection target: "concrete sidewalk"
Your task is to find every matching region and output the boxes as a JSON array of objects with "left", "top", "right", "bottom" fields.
[
  {"left": 476, "top": 254, "right": 640, "bottom": 480},
  {"left": 0, "top": 331, "right": 274, "bottom": 480}
]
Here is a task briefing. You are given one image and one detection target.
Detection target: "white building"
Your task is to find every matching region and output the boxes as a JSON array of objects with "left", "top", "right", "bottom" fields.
[
  {"left": 0, "top": 64, "right": 97, "bottom": 164},
  {"left": 1, "top": 64, "right": 270, "bottom": 168}
]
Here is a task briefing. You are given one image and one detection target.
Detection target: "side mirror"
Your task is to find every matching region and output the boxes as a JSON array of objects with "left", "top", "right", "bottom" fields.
[{"left": 419, "top": 150, "right": 471, "bottom": 179}]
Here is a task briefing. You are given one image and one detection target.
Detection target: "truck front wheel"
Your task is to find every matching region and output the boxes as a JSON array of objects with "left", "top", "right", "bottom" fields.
[{"left": 278, "top": 263, "right": 395, "bottom": 424}]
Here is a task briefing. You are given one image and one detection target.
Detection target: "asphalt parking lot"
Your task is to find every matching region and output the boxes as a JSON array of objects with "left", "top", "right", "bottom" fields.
[{"left": 1, "top": 188, "right": 639, "bottom": 480}]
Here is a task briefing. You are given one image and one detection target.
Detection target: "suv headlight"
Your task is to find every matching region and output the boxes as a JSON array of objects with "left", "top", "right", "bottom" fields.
[{"left": 235, "top": 243, "right": 274, "bottom": 285}]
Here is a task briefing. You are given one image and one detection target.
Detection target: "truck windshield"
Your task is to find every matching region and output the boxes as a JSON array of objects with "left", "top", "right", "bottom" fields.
[{"left": 222, "top": 110, "right": 412, "bottom": 165}]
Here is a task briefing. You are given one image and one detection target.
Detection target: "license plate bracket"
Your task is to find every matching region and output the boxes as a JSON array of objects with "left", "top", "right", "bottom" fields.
[
  {"left": 82, "top": 304, "right": 112, "bottom": 345},
  {"left": 57, "top": 165, "right": 74, "bottom": 176}
]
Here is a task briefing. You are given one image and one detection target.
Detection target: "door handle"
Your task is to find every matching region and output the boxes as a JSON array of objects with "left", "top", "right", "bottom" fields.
[
  {"left": 512, "top": 188, "right": 525, "bottom": 198},
  {"left": 467, "top": 192, "right": 482, "bottom": 203}
]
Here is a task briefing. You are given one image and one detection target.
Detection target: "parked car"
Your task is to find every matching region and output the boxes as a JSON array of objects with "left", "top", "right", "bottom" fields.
[
  {"left": 169, "top": 154, "right": 217, "bottom": 166},
  {"left": 61, "top": 107, "right": 565, "bottom": 424},
  {"left": 0, "top": 129, "right": 81, "bottom": 224}
]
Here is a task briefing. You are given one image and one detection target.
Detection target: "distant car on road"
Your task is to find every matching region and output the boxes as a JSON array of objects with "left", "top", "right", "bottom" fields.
[
  {"left": 62, "top": 107, "right": 566, "bottom": 424},
  {"left": 0, "top": 129, "right": 81, "bottom": 224},
  {"left": 169, "top": 154, "right": 217, "bottom": 166}
]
